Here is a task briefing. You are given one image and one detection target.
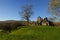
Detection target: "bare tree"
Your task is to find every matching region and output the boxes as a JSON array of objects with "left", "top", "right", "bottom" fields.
[
  {"left": 19, "top": 4, "right": 33, "bottom": 25},
  {"left": 48, "top": 0, "right": 60, "bottom": 21}
]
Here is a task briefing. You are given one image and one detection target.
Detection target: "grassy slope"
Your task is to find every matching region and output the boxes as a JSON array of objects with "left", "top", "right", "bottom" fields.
[{"left": 0, "top": 26, "right": 60, "bottom": 40}]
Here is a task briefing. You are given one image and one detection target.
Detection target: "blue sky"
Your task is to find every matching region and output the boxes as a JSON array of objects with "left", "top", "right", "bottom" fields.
[{"left": 0, "top": 0, "right": 50, "bottom": 21}]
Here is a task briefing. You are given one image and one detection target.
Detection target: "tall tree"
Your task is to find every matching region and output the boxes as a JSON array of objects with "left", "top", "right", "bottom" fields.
[
  {"left": 19, "top": 4, "right": 33, "bottom": 24},
  {"left": 48, "top": 0, "right": 60, "bottom": 21}
]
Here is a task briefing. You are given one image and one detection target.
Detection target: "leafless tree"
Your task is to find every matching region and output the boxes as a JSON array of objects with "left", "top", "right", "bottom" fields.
[{"left": 19, "top": 4, "right": 33, "bottom": 25}]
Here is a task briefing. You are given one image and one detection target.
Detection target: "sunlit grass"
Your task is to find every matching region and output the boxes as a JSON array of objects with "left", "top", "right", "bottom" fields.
[{"left": 0, "top": 26, "right": 60, "bottom": 40}]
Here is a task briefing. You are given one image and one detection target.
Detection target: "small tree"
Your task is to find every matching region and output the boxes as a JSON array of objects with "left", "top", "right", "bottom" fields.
[{"left": 19, "top": 4, "right": 33, "bottom": 25}]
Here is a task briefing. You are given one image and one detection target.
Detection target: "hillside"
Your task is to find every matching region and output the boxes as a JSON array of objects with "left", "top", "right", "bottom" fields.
[{"left": 0, "top": 26, "right": 60, "bottom": 40}]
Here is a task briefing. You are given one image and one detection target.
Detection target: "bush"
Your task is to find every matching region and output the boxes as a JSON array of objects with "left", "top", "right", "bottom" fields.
[{"left": 0, "top": 21, "right": 26, "bottom": 32}]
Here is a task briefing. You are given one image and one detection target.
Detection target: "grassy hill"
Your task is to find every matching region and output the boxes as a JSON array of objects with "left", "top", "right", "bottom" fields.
[{"left": 0, "top": 26, "right": 60, "bottom": 40}]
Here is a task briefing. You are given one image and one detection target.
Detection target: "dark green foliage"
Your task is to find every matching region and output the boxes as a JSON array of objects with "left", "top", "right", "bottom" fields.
[{"left": 0, "top": 21, "right": 26, "bottom": 32}]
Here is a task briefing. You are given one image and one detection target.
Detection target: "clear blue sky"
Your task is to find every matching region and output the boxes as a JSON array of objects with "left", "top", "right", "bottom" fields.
[{"left": 0, "top": 0, "right": 50, "bottom": 21}]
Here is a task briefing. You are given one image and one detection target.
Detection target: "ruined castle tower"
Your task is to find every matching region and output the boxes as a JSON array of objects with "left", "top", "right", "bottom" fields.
[
  {"left": 37, "top": 16, "right": 43, "bottom": 25},
  {"left": 42, "top": 17, "right": 49, "bottom": 26}
]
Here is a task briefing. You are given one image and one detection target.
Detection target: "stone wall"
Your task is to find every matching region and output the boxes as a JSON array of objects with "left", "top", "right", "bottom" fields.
[{"left": 36, "top": 16, "right": 50, "bottom": 26}]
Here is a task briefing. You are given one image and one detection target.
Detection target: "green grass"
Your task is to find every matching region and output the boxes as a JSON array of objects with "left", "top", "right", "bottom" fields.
[{"left": 0, "top": 26, "right": 60, "bottom": 40}]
